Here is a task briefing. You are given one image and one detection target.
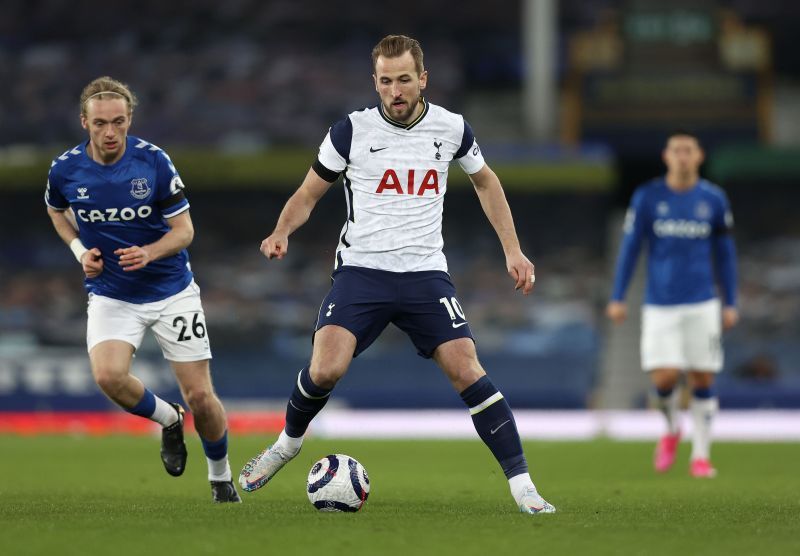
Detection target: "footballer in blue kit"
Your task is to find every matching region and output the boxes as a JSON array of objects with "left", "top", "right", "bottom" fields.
[
  {"left": 46, "top": 134, "right": 193, "bottom": 303},
  {"left": 239, "top": 35, "right": 555, "bottom": 514},
  {"left": 45, "top": 77, "right": 240, "bottom": 502},
  {"left": 607, "top": 130, "right": 739, "bottom": 478}
]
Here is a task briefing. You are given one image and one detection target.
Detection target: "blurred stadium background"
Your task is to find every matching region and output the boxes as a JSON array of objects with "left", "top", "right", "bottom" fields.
[{"left": 1, "top": 0, "right": 799, "bottom": 437}]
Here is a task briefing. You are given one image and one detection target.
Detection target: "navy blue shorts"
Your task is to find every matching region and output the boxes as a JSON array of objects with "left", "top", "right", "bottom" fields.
[{"left": 314, "top": 266, "right": 474, "bottom": 358}]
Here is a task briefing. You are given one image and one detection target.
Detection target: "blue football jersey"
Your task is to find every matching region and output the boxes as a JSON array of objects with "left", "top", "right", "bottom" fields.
[
  {"left": 611, "top": 177, "right": 737, "bottom": 306},
  {"left": 45, "top": 135, "right": 193, "bottom": 303}
]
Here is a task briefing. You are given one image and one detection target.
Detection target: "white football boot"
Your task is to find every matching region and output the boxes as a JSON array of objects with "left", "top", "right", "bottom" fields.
[
  {"left": 518, "top": 486, "right": 557, "bottom": 514},
  {"left": 238, "top": 444, "right": 299, "bottom": 492}
]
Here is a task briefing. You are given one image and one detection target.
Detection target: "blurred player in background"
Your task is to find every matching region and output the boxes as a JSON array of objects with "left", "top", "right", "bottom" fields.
[
  {"left": 45, "top": 77, "right": 240, "bottom": 502},
  {"left": 240, "top": 35, "right": 555, "bottom": 514},
  {"left": 607, "top": 131, "right": 738, "bottom": 478}
]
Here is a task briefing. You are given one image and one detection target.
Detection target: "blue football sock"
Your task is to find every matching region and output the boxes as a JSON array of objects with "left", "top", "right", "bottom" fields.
[
  {"left": 284, "top": 367, "right": 332, "bottom": 438},
  {"left": 656, "top": 386, "right": 674, "bottom": 399},
  {"left": 692, "top": 386, "right": 714, "bottom": 399},
  {"left": 460, "top": 376, "right": 528, "bottom": 479},
  {"left": 200, "top": 430, "right": 228, "bottom": 461},
  {"left": 126, "top": 388, "right": 179, "bottom": 427},
  {"left": 200, "top": 430, "right": 231, "bottom": 481},
  {"left": 128, "top": 388, "right": 156, "bottom": 417}
]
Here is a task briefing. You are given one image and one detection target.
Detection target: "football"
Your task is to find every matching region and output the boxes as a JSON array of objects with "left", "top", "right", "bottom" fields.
[{"left": 306, "top": 454, "right": 370, "bottom": 512}]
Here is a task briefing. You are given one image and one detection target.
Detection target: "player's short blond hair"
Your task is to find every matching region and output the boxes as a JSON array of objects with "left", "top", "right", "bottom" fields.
[
  {"left": 372, "top": 35, "right": 424, "bottom": 75},
  {"left": 80, "top": 76, "right": 138, "bottom": 117}
]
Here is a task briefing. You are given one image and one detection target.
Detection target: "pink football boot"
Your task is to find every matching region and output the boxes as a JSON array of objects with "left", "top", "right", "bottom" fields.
[
  {"left": 653, "top": 432, "right": 681, "bottom": 473},
  {"left": 690, "top": 458, "right": 718, "bottom": 478}
]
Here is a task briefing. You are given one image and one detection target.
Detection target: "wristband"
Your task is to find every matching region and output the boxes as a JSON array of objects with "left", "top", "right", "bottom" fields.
[{"left": 69, "top": 238, "right": 88, "bottom": 263}]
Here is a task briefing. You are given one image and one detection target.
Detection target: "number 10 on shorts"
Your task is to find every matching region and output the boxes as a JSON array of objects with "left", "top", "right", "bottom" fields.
[{"left": 439, "top": 296, "right": 466, "bottom": 323}]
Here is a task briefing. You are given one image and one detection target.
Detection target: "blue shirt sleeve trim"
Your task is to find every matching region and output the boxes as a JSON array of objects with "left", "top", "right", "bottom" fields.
[
  {"left": 454, "top": 120, "right": 474, "bottom": 159},
  {"left": 329, "top": 116, "right": 353, "bottom": 163}
]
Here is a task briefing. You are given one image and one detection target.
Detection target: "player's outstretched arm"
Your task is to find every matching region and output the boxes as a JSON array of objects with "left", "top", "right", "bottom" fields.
[
  {"left": 261, "top": 168, "right": 334, "bottom": 260},
  {"left": 116, "top": 210, "right": 194, "bottom": 272},
  {"left": 47, "top": 206, "right": 103, "bottom": 277},
  {"left": 468, "top": 164, "right": 535, "bottom": 295}
]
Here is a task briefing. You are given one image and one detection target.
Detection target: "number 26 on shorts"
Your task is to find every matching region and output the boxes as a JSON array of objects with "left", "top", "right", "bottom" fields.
[{"left": 172, "top": 313, "right": 206, "bottom": 341}]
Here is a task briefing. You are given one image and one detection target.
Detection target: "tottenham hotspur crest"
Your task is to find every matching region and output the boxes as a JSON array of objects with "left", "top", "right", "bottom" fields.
[{"left": 130, "top": 178, "right": 151, "bottom": 200}]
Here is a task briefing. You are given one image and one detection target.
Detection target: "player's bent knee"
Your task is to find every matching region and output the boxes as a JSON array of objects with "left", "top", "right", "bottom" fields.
[
  {"left": 648, "top": 368, "right": 681, "bottom": 390},
  {"left": 183, "top": 388, "right": 216, "bottom": 416},
  {"left": 688, "top": 371, "right": 715, "bottom": 388},
  {"left": 93, "top": 369, "right": 128, "bottom": 398},
  {"left": 432, "top": 338, "right": 485, "bottom": 390},
  {"left": 309, "top": 365, "right": 346, "bottom": 390},
  {"left": 451, "top": 367, "right": 486, "bottom": 392}
]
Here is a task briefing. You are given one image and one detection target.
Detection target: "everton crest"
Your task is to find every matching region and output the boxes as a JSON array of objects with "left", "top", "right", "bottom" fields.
[
  {"left": 130, "top": 178, "right": 151, "bottom": 200},
  {"left": 695, "top": 201, "right": 711, "bottom": 220}
]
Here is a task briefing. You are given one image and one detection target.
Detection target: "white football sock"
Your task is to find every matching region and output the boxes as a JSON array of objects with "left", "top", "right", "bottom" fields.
[
  {"left": 207, "top": 455, "right": 232, "bottom": 482},
  {"left": 656, "top": 390, "right": 680, "bottom": 435},
  {"left": 276, "top": 429, "right": 303, "bottom": 455},
  {"left": 690, "top": 397, "right": 718, "bottom": 460},
  {"left": 508, "top": 473, "right": 538, "bottom": 505},
  {"left": 151, "top": 396, "right": 180, "bottom": 428}
]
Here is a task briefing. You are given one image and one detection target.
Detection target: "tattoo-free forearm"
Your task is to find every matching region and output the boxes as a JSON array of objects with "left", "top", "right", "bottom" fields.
[
  {"left": 473, "top": 171, "right": 521, "bottom": 255},
  {"left": 273, "top": 188, "right": 319, "bottom": 237},
  {"left": 47, "top": 207, "right": 79, "bottom": 246},
  {"left": 143, "top": 225, "right": 193, "bottom": 261}
]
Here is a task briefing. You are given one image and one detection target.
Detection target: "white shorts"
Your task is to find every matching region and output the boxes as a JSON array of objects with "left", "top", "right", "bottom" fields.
[
  {"left": 641, "top": 298, "right": 722, "bottom": 372},
  {"left": 87, "top": 281, "right": 212, "bottom": 362}
]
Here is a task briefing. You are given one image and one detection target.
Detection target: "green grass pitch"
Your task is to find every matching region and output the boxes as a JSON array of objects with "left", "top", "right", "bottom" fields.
[{"left": 1, "top": 435, "right": 798, "bottom": 555}]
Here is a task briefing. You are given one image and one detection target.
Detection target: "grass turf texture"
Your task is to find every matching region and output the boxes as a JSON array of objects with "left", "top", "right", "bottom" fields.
[{"left": 1, "top": 436, "right": 798, "bottom": 555}]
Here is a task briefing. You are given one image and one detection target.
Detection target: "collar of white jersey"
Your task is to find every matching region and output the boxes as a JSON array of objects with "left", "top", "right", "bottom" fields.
[{"left": 378, "top": 97, "right": 430, "bottom": 130}]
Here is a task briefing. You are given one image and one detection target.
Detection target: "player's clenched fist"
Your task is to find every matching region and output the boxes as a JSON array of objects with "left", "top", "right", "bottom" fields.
[
  {"left": 81, "top": 247, "right": 104, "bottom": 278},
  {"left": 261, "top": 234, "right": 288, "bottom": 260}
]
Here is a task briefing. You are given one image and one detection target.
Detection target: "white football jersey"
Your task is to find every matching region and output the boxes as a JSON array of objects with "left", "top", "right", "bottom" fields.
[{"left": 314, "top": 98, "right": 485, "bottom": 272}]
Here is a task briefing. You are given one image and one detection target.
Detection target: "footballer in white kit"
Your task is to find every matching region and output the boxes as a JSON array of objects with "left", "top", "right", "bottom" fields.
[
  {"left": 240, "top": 35, "right": 555, "bottom": 515},
  {"left": 315, "top": 95, "right": 484, "bottom": 274},
  {"left": 309, "top": 98, "right": 486, "bottom": 357}
]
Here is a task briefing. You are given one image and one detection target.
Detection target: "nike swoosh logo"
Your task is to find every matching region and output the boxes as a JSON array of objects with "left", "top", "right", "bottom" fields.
[
  {"left": 490, "top": 420, "right": 510, "bottom": 434},
  {"left": 369, "top": 146, "right": 388, "bottom": 153},
  {"left": 452, "top": 322, "right": 468, "bottom": 328}
]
